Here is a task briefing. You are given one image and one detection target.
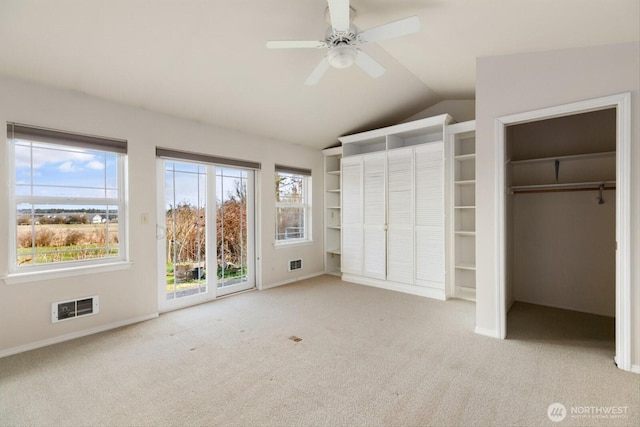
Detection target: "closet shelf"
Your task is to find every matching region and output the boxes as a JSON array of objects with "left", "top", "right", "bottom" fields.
[
  {"left": 454, "top": 153, "right": 476, "bottom": 161},
  {"left": 327, "top": 189, "right": 341, "bottom": 193},
  {"left": 327, "top": 248, "right": 341, "bottom": 255},
  {"left": 455, "top": 263, "right": 476, "bottom": 271},
  {"left": 454, "top": 180, "right": 476, "bottom": 185},
  {"left": 327, "top": 170, "right": 341, "bottom": 176},
  {"left": 455, "top": 231, "right": 476, "bottom": 236},
  {"left": 511, "top": 181, "right": 616, "bottom": 194},
  {"left": 509, "top": 151, "right": 615, "bottom": 165},
  {"left": 327, "top": 206, "right": 341, "bottom": 209},
  {"left": 454, "top": 205, "right": 476, "bottom": 209},
  {"left": 328, "top": 225, "right": 341, "bottom": 230}
]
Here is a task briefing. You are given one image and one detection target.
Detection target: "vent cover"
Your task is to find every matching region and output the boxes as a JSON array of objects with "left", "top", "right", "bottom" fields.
[
  {"left": 52, "top": 296, "right": 99, "bottom": 323},
  {"left": 288, "top": 259, "right": 303, "bottom": 271}
]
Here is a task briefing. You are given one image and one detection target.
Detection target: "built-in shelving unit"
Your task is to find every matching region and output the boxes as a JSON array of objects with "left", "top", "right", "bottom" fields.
[
  {"left": 448, "top": 120, "right": 476, "bottom": 301},
  {"left": 323, "top": 146, "right": 342, "bottom": 276},
  {"left": 339, "top": 114, "right": 454, "bottom": 300}
]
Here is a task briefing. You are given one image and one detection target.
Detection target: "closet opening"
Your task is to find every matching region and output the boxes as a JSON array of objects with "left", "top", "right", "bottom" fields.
[
  {"left": 494, "top": 93, "right": 632, "bottom": 372},
  {"left": 505, "top": 109, "right": 616, "bottom": 357}
]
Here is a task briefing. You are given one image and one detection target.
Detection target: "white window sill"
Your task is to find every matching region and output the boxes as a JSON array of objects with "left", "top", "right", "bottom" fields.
[
  {"left": 274, "top": 240, "right": 314, "bottom": 249},
  {"left": 3, "top": 261, "right": 134, "bottom": 285}
]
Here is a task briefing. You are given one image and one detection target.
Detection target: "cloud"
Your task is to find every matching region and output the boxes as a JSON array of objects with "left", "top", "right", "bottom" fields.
[
  {"left": 86, "top": 160, "right": 105, "bottom": 170},
  {"left": 14, "top": 141, "right": 96, "bottom": 170},
  {"left": 58, "top": 161, "right": 78, "bottom": 173}
]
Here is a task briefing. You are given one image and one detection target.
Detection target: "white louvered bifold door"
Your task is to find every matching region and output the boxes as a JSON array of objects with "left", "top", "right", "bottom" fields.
[
  {"left": 341, "top": 156, "right": 363, "bottom": 275},
  {"left": 414, "top": 142, "right": 445, "bottom": 288},
  {"left": 386, "top": 147, "right": 414, "bottom": 284},
  {"left": 362, "top": 152, "right": 387, "bottom": 280}
]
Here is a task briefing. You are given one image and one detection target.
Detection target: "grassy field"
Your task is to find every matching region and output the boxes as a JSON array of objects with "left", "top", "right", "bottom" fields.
[{"left": 17, "top": 223, "right": 119, "bottom": 265}]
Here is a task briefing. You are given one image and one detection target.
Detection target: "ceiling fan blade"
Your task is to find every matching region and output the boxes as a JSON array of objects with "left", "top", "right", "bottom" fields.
[
  {"left": 357, "top": 16, "right": 421, "bottom": 44},
  {"left": 355, "top": 50, "right": 385, "bottom": 79},
  {"left": 266, "top": 40, "right": 327, "bottom": 49},
  {"left": 305, "top": 58, "right": 331, "bottom": 85},
  {"left": 327, "top": 0, "right": 351, "bottom": 32}
]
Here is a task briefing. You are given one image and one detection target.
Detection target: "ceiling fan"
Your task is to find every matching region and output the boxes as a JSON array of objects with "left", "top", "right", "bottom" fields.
[{"left": 266, "top": 0, "right": 421, "bottom": 85}]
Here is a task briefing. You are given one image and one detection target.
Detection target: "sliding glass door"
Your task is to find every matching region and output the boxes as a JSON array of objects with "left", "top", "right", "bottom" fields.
[{"left": 158, "top": 159, "right": 255, "bottom": 311}]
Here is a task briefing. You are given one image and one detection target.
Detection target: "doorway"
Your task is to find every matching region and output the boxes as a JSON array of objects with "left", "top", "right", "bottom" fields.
[
  {"left": 494, "top": 93, "right": 632, "bottom": 372},
  {"left": 157, "top": 157, "right": 256, "bottom": 312}
]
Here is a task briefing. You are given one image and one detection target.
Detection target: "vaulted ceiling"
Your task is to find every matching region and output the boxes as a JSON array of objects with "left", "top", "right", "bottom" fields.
[{"left": 0, "top": 0, "right": 638, "bottom": 149}]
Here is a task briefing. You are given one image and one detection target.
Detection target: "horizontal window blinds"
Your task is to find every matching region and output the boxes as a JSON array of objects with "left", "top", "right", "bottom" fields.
[
  {"left": 156, "top": 147, "right": 260, "bottom": 170},
  {"left": 275, "top": 164, "right": 311, "bottom": 176},
  {"left": 7, "top": 122, "right": 127, "bottom": 153}
]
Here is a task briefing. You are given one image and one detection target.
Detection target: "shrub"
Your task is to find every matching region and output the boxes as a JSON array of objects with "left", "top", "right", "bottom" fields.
[
  {"left": 34, "top": 228, "right": 55, "bottom": 247},
  {"left": 63, "top": 230, "right": 84, "bottom": 246},
  {"left": 17, "top": 230, "right": 33, "bottom": 248},
  {"left": 17, "top": 215, "right": 31, "bottom": 225}
]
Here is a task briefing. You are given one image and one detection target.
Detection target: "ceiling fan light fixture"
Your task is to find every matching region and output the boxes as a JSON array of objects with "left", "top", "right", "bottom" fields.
[{"left": 327, "top": 45, "right": 357, "bottom": 69}]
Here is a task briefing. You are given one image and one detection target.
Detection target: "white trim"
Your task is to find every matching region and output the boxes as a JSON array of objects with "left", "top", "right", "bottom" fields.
[
  {"left": 0, "top": 313, "right": 158, "bottom": 359},
  {"left": 342, "top": 274, "right": 447, "bottom": 301},
  {"left": 259, "top": 271, "right": 325, "bottom": 290},
  {"left": 632, "top": 365, "right": 640, "bottom": 374},
  {"left": 474, "top": 326, "right": 501, "bottom": 338},
  {"left": 447, "top": 120, "right": 476, "bottom": 134},
  {"left": 494, "top": 93, "right": 632, "bottom": 372},
  {"left": 274, "top": 240, "right": 314, "bottom": 249},
  {"left": 3, "top": 261, "right": 133, "bottom": 285}
]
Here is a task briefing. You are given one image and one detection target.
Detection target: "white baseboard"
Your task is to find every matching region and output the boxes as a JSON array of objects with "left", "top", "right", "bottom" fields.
[
  {"left": 342, "top": 274, "right": 447, "bottom": 301},
  {"left": 631, "top": 364, "right": 640, "bottom": 374},
  {"left": 0, "top": 313, "right": 158, "bottom": 359},
  {"left": 474, "top": 326, "right": 501, "bottom": 339},
  {"left": 260, "top": 271, "right": 325, "bottom": 290}
]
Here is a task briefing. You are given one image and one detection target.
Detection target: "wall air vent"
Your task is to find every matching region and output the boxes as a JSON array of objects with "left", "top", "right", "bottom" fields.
[
  {"left": 52, "top": 296, "right": 99, "bottom": 323},
  {"left": 288, "top": 259, "right": 303, "bottom": 271}
]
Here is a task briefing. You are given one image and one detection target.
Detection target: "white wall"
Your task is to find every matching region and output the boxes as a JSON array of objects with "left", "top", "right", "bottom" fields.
[
  {"left": 0, "top": 76, "right": 324, "bottom": 355},
  {"left": 476, "top": 43, "right": 640, "bottom": 368}
]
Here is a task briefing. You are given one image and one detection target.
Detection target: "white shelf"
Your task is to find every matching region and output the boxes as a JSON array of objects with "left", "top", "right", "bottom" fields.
[
  {"left": 323, "top": 147, "right": 343, "bottom": 277},
  {"left": 449, "top": 121, "right": 476, "bottom": 300},
  {"left": 509, "top": 151, "right": 615, "bottom": 165},
  {"left": 455, "top": 153, "right": 476, "bottom": 161}
]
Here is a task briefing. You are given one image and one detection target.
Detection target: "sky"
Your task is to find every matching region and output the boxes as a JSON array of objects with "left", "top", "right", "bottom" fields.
[
  {"left": 14, "top": 140, "right": 118, "bottom": 200},
  {"left": 15, "top": 140, "right": 250, "bottom": 215}
]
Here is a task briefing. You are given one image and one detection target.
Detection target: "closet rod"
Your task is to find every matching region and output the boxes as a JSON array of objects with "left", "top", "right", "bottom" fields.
[{"left": 511, "top": 186, "right": 616, "bottom": 195}]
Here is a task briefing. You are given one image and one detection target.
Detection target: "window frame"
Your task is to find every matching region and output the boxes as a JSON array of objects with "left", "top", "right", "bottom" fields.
[
  {"left": 274, "top": 168, "right": 312, "bottom": 246},
  {"left": 6, "top": 123, "right": 129, "bottom": 280}
]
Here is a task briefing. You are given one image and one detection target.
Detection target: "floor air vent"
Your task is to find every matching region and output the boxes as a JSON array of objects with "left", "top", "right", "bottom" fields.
[
  {"left": 52, "top": 296, "right": 99, "bottom": 323},
  {"left": 288, "top": 259, "right": 303, "bottom": 271}
]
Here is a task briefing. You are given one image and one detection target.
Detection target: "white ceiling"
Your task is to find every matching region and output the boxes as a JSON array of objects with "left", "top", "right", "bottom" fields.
[{"left": 0, "top": 0, "right": 638, "bottom": 150}]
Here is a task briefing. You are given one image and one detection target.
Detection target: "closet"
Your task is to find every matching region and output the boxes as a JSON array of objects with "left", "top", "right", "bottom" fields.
[
  {"left": 339, "top": 114, "right": 453, "bottom": 300},
  {"left": 505, "top": 108, "right": 616, "bottom": 318}
]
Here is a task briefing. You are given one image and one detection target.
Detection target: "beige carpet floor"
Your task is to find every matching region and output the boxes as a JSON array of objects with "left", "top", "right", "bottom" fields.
[{"left": 0, "top": 275, "right": 638, "bottom": 426}]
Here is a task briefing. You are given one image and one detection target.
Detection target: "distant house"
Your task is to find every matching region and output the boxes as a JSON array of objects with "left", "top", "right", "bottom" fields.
[{"left": 92, "top": 215, "right": 102, "bottom": 224}]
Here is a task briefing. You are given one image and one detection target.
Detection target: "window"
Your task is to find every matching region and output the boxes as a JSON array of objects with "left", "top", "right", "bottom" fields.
[
  {"left": 275, "top": 165, "right": 312, "bottom": 244},
  {"left": 7, "top": 123, "right": 127, "bottom": 273}
]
